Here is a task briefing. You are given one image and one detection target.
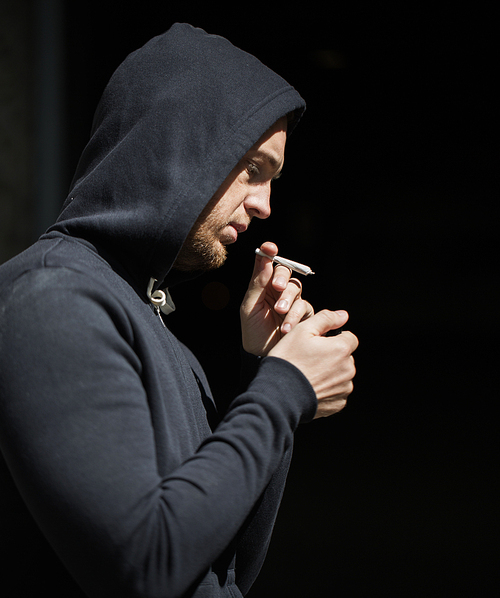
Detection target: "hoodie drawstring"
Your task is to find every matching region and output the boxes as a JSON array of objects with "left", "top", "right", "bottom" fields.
[{"left": 147, "top": 278, "right": 176, "bottom": 319}]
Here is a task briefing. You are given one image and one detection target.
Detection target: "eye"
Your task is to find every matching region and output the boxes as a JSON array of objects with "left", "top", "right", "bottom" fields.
[{"left": 246, "top": 162, "right": 260, "bottom": 178}]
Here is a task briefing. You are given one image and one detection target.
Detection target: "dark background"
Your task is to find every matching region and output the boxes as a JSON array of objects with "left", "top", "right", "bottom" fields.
[{"left": 2, "top": 2, "right": 498, "bottom": 596}]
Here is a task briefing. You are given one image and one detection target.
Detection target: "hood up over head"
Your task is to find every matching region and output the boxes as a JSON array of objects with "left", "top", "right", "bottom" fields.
[{"left": 47, "top": 23, "right": 306, "bottom": 292}]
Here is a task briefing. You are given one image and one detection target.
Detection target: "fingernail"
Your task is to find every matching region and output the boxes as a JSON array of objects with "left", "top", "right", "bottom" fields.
[
  {"left": 274, "top": 276, "right": 286, "bottom": 288},
  {"left": 277, "top": 299, "right": 288, "bottom": 310},
  {"left": 282, "top": 322, "right": 292, "bottom": 333}
]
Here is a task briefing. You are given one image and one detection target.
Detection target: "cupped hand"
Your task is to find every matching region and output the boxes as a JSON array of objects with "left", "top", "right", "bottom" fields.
[{"left": 269, "top": 309, "right": 359, "bottom": 418}]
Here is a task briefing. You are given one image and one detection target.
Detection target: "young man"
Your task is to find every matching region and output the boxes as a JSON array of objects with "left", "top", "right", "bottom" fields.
[{"left": 0, "top": 23, "right": 357, "bottom": 597}]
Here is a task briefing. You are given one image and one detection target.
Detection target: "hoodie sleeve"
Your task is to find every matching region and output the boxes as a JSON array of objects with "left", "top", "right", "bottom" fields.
[{"left": 0, "top": 266, "right": 316, "bottom": 598}]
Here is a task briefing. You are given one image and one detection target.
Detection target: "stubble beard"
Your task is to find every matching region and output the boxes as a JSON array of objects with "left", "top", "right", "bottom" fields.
[{"left": 173, "top": 213, "right": 229, "bottom": 272}]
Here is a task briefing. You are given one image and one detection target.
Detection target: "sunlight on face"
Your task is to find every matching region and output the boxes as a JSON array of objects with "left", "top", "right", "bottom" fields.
[{"left": 174, "top": 117, "right": 287, "bottom": 272}]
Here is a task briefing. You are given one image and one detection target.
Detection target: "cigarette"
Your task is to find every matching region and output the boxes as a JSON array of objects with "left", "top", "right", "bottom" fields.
[{"left": 255, "top": 248, "right": 315, "bottom": 276}]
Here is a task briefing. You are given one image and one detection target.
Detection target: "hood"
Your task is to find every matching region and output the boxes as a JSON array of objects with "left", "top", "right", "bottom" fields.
[{"left": 47, "top": 23, "right": 305, "bottom": 292}]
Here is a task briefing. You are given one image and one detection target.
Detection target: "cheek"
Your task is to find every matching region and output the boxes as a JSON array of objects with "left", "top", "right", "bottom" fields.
[{"left": 216, "top": 189, "right": 247, "bottom": 221}]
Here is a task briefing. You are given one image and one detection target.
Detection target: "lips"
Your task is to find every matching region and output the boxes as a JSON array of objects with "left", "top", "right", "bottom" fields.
[
  {"left": 220, "top": 222, "right": 247, "bottom": 245},
  {"left": 230, "top": 222, "right": 248, "bottom": 234}
]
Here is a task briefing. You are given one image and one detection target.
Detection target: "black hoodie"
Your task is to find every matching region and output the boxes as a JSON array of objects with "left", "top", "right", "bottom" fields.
[{"left": 0, "top": 23, "right": 315, "bottom": 597}]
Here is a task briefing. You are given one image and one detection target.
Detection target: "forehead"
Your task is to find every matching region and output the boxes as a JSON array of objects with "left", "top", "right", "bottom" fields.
[{"left": 248, "top": 117, "right": 287, "bottom": 166}]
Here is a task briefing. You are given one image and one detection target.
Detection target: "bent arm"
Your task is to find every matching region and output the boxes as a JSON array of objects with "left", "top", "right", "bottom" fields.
[{"left": 0, "top": 268, "right": 316, "bottom": 598}]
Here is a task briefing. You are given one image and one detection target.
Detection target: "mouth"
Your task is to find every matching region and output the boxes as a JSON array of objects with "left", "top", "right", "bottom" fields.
[
  {"left": 230, "top": 222, "right": 248, "bottom": 234},
  {"left": 221, "top": 222, "right": 249, "bottom": 245},
  {"left": 220, "top": 220, "right": 249, "bottom": 245}
]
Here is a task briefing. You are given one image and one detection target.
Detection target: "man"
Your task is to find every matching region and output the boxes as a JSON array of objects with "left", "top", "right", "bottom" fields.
[{"left": 0, "top": 23, "right": 357, "bottom": 597}]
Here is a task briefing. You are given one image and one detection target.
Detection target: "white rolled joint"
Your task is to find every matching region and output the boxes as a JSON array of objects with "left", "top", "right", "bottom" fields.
[{"left": 255, "top": 248, "right": 315, "bottom": 276}]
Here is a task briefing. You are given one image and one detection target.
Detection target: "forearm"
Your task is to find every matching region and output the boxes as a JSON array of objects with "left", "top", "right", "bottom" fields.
[{"left": 0, "top": 272, "right": 315, "bottom": 597}]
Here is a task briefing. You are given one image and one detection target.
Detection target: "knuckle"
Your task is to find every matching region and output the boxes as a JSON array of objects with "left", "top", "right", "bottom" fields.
[
  {"left": 287, "top": 305, "right": 303, "bottom": 321},
  {"left": 347, "top": 331, "right": 360, "bottom": 348},
  {"left": 350, "top": 360, "right": 357, "bottom": 379},
  {"left": 275, "top": 264, "right": 292, "bottom": 277},
  {"left": 317, "top": 308, "right": 333, "bottom": 323},
  {"left": 283, "top": 279, "right": 301, "bottom": 297},
  {"left": 334, "top": 336, "right": 352, "bottom": 356}
]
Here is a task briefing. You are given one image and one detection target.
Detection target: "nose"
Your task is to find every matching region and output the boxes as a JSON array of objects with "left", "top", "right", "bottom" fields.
[{"left": 244, "top": 183, "right": 271, "bottom": 220}]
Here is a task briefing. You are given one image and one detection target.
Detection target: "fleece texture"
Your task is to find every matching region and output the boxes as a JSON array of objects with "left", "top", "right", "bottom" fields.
[{"left": 0, "top": 23, "right": 313, "bottom": 597}]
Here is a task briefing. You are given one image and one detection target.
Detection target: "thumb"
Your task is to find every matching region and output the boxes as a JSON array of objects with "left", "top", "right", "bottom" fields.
[{"left": 303, "top": 309, "right": 349, "bottom": 337}]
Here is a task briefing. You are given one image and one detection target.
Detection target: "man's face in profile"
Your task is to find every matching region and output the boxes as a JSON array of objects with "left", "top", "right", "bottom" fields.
[{"left": 174, "top": 117, "right": 287, "bottom": 272}]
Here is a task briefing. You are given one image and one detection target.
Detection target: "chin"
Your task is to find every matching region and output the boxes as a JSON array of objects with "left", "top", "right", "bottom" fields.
[
  {"left": 174, "top": 232, "right": 229, "bottom": 272},
  {"left": 193, "top": 239, "right": 228, "bottom": 271},
  {"left": 209, "top": 244, "right": 228, "bottom": 270}
]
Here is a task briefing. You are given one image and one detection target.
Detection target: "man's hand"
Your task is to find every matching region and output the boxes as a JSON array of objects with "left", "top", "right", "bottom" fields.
[
  {"left": 240, "top": 242, "right": 314, "bottom": 356},
  {"left": 269, "top": 309, "right": 358, "bottom": 418}
]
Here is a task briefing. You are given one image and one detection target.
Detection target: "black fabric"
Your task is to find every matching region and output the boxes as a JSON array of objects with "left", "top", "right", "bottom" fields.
[
  {"left": 51, "top": 22, "right": 305, "bottom": 290},
  {"left": 0, "top": 23, "right": 313, "bottom": 597}
]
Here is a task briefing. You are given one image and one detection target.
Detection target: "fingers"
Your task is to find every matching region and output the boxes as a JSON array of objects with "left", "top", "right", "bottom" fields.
[
  {"left": 280, "top": 298, "right": 314, "bottom": 333},
  {"left": 244, "top": 242, "right": 299, "bottom": 313},
  {"left": 242, "top": 242, "right": 279, "bottom": 309},
  {"left": 313, "top": 349, "right": 357, "bottom": 418},
  {"left": 244, "top": 242, "right": 314, "bottom": 334},
  {"left": 253, "top": 241, "right": 278, "bottom": 278},
  {"left": 268, "top": 308, "right": 358, "bottom": 414},
  {"left": 304, "top": 309, "right": 351, "bottom": 338},
  {"left": 271, "top": 265, "right": 315, "bottom": 334},
  {"left": 273, "top": 275, "right": 301, "bottom": 313},
  {"left": 272, "top": 264, "right": 295, "bottom": 292}
]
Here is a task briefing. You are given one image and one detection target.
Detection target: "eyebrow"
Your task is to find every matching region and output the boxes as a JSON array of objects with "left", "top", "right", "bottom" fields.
[{"left": 249, "top": 149, "right": 284, "bottom": 179}]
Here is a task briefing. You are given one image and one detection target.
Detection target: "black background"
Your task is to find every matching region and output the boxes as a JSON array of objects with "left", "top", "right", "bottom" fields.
[{"left": 60, "top": 3, "right": 498, "bottom": 596}]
